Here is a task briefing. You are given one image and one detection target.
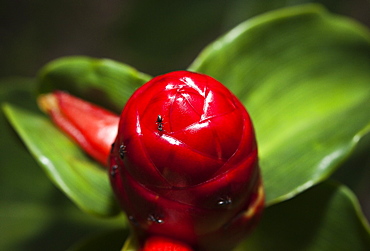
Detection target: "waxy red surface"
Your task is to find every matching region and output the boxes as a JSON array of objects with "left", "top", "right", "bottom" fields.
[{"left": 110, "top": 71, "right": 263, "bottom": 251}]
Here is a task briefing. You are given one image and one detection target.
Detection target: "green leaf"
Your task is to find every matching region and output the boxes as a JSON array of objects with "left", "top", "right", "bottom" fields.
[
  {"left": 38, "top": 56, "right": 151, "bottom": 113},
  {"left": 3, "top": 104, "right": 120, "bottom": 217},
  {"left": 0, "top": 78, "right": 126, "bottom": 250},
  {"left": 2, "top": 57, "right": 152, "bottom": 217},
  {"left": 189, "top": 4, "right": 370, "bottom": 205},
  {"left": 0, "top": 78, "right": 43, "bottom": 204},
  {"left": 237, "top": 181, "right": 370, "bottom": 250}
]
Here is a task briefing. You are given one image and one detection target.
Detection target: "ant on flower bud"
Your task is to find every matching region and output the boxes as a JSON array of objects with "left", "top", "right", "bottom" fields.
[
  {"left": 217, "top": 196, "right": 232, "bottom": 206},
  {"left": 119, "top": 144, "right": 126, "bottom": 159},
  {"left": 156, "top": 115, "right": 164, "bottom": 132},
  {"left": 148, "top": 213, "right": 164, "bottom": 224}
]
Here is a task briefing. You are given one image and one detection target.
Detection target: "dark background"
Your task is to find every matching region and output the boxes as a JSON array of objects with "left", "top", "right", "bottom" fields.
[{"left": 1, "top": 0, "right": 370, "bottom": 78}]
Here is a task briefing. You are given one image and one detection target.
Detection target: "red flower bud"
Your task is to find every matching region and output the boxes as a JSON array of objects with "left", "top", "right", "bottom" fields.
[
  {"left": 38, "top": 91, "right": 119, "bottom": 166},
  {"left": 110, "top": 71, "right": 264, "bottom": 251}
]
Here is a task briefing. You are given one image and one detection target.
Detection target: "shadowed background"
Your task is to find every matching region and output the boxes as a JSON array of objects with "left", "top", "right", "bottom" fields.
[{"left": 1, "top": 0, "right": 369, "bottom": 77}]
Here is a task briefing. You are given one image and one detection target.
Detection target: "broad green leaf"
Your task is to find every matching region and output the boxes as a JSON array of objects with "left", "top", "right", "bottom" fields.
[
  {"left": 0, "top": 79, "right": 126, "bottom": 250},
  {"left": 237, "top": 181, "right": 370, "bottom": 250},
  {"left": 189, "top": 4, "right": 370, "bottom": 205},
  {"left": 38, "top": 56, "right": 151, "bottom": 113},
  {"left": 0, "top": 78, "right": 43, "bottom": 203},
  {"left": 3, "top": 104, "right": 120, "bottom": 217},
  {"left": 2, "top": 57, "right": 152, "bottom": 217}
]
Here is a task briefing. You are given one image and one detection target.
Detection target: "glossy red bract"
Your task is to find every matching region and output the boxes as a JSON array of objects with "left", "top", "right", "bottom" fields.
[
  {"left": 110, "top": 71, "right": 264, "bottom": 251},
  {"left": 141, "top": 236, "right": 194, "bottom": 251}
]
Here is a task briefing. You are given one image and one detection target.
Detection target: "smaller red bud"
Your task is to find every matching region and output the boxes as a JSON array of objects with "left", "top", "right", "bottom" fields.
[
  {"left": 38, "top": 91, "right": 119, "bottom": 166},
  {"left": 141, "top": 236, "right": 194, "bottom": 251}
]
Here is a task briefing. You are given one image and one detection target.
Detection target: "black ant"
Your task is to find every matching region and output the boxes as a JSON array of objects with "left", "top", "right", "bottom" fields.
[
  {"left": 217, "top": 196, "right": 232, "bottom": 206},
  {"left": 119, "top": 144, "right": 126, "bottom": 159},
  {"left": 156, "top": 115, "right": 164, "bottom": 132}
]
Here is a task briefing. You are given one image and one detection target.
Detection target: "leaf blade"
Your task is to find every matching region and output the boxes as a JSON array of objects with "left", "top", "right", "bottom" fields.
[
  {"left": 189, "top": 4, "right": 370, "bottom": 204},
  {"left": 38, "top": 56, "right": 151, "bottom": 113},
  {"left": 3, "top": 104, "right": 119, "bottom": 217}
]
